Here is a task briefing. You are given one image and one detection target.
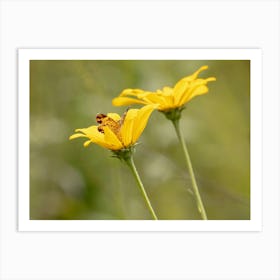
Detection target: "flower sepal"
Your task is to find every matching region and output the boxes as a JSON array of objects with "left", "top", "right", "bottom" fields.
[
  {"left": 161, "top": 107, "right": 185, "bottom": 122},
  {"left": 111, "top": 145, "right": 136, "bottom": 162}
]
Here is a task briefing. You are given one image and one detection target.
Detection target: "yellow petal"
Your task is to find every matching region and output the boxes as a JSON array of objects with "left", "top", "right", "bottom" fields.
[
  {"left": 143, "top": 93, "right": 166, "bottom": 105},
  {"left": 161, "top": 87, "right": 173, "bottom": 96},
  {"left": 185, "top": 65, "right": 209, "bottom": 82},
  {"left": 176, "top": 75, "right": 216, "bottom": 106},
  {"left": 131, "top": 104, "right": 157, "bottom": 143},
  {"left": 175, "top": 79, "right": 203, "bottom": 105},
  {"left": 107, "top": 113, "right": 121, "bottom": 121},
  {"left": 173, "top": 78, "right": 191, "bottom": 106},
  {"left": 69, "top": 133, "right": 88, "bottom": 140},
  {"left": 173, "top": 66, "right": 210, "bottom": 105},
  {"left": 103, "top": 126, "right": 123, "bottom": 150},
  {"left": 179, "top": 85, "right": 209, "bottom": 106},
  {"left": 75, "top": 126, "right": 104, "bottom": 141},
  {"left": 75, "top": 126, "right": 114, "bottom": 150},
  {"left": 175, "top": 65, "right": 208, "bottom": 86},
  {"left": 120, "top": 109, "right": 139, "bottom": 147},
  {"left": 112, "top": 96, "right": 147, "bottom": 107},
  {"left": 143, "top": 93, "right": 174, "bottom": 110},
  {"left": 206, "top": 77, "right": 216, "bottom": 82},
  {"left": 120, "top": 88, "right": 156, "bottom": 100},
  {"left": 120, "top": 88, "right": 146, "bottom": 97},
  {"left": 154, "top": 89, "right": 175, "bottom": 109},
  {"left": 83, "top": 140, "right": 92, "bottom": 147}
]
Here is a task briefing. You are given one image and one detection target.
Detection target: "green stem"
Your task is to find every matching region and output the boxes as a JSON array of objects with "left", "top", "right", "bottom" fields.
[
  {"left": 172, "top": 119, "right": 208, "bottom": 220},
  {"left": 125, "top": 156, "right": 158, "bottom": 220}
]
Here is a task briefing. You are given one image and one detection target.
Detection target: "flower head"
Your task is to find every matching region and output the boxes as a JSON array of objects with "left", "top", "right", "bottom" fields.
[
  {"left": 112, "top": 65, "right": 216, "bottom": 112},
  {"left": 69, "top": 104, "right": 157, "bottom": 151}
]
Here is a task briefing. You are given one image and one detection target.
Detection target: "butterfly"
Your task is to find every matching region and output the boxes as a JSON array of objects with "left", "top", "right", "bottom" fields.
[{"left": 96, "top": 109, "right": 128, "bottom": 138}]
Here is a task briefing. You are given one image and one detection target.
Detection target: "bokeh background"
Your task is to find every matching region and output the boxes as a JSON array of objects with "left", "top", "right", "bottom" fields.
[{"left": 30, "top": 60, "right": 250, "bottom": 220}]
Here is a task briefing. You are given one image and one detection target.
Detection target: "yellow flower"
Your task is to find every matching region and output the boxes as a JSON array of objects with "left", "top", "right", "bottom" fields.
[
  {"left": 112, "top": 65, "right": 216, "bottom": 111},
  {"left": 69, "top": 104, "right": 157, "bottom": 151}
]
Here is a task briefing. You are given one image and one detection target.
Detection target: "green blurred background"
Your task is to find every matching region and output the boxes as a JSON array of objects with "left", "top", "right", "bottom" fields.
[{"left": 30, "top": 60, "right": 250, "bottom": 220}]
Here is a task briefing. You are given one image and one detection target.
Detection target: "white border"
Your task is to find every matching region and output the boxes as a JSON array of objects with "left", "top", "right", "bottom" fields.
[
  {"left": 2, "top": 1, "right": 279, "bottom": 279},
  {"left": 18, "top": 49, "right": 262, "bottom": 232}
]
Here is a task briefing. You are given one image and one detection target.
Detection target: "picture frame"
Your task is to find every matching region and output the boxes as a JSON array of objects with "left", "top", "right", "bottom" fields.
[
  {"left": 1, "top": 1, "right": 279, "bottom": 279},
  {"left": 18, "top": 48, "right": 261, "bottom": 232}
]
